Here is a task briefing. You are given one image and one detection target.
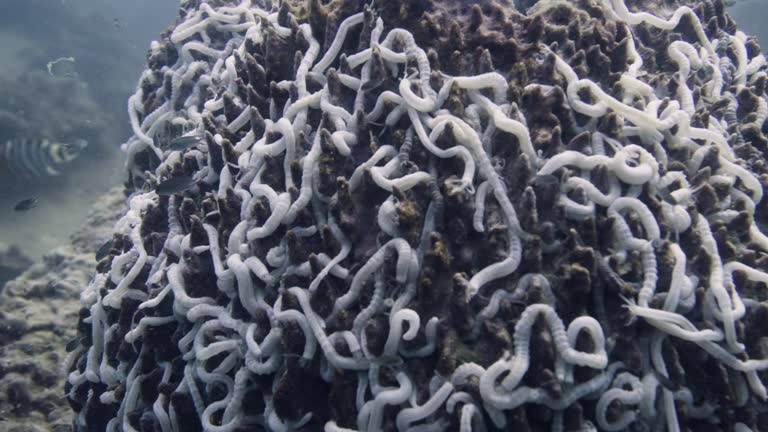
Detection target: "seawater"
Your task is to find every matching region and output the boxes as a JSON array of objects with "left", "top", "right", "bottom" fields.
[{"left": 0, "top": 0, "right": 176, "bottom": 263}]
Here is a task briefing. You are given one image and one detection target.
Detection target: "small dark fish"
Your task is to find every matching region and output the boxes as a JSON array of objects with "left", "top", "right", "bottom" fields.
[
  {"left": 95, "top": 238, "right": 114, "bottom": 261},
  {"left": 168, "top": 135, "right": 203, "bottom": 151},
  {"left": 377, "top": 124, "right": 390, "bottom": 139},
  {"left": 653, "top": 370, "right": 680, "bottom": 391},
  {"left": 14, "top": 197, "right": 38, "bottom": 211},
  {"left": 65, "top": 337, "right": 81, "bottom": 352},
  {"left": 156, "top": 175, "right": 197, "bottom": 196},
  {"left": 360, "top": 78, "right": 384, "bottom": 92},
  {"left": 360, "top": 79, "right": 384, "bottom": 91}
]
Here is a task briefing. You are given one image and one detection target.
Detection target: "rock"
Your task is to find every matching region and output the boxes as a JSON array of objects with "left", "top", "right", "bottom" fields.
[
  {"left": 0, "top": 245, "right": 33, "bottom": 292},
  {"left": 0, "top": 188, "right": 124, "bottom": 432}
]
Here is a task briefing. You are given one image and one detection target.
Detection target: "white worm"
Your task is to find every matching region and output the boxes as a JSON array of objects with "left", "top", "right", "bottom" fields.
[
  {"left": 289, "top": 288, "right": 369, "bottom": 370},
  {"left": 467, "top": 228, "right": 522, "bottom": 300},
  {"left": 396, "top": 382, "right": 454, "bottom": 431},
  {"left": 312, "top": 13, "right": 365, "bottom": 73},
  {"left": 333, "top": 238, "right": 414, "bottom": 315},
  {"left": 596, "top": 372, "right": 643, "bottom": 431},
  {"left": 479, "top": 304, "right": 607, "bottom": 400},
  {"left": 361, "top": 371, "right": 412, "bottom": 431},
  {"left": 383, "top": 309, "right": 420, "bottom": 357},
  {"left": 694, "top": 214, "right": 743, "bottom": 353}
]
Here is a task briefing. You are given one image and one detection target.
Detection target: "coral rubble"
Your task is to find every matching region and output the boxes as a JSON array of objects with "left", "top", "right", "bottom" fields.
[
  {"left": 0, "top": 244, "right": 32, "bottom": 289},
  {"left": 0, "top": 189, "right": 124, "bottom": 432},
  {"left": 66, "top": 0, "right": 768, "bottom": 431}
]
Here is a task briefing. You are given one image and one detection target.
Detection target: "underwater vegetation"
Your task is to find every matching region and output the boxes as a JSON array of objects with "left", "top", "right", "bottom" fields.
[{"left": 62, "top": 0, "right": 768, "bottom": 431}]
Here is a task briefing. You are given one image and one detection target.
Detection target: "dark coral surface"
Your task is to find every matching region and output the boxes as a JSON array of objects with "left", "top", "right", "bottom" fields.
[{"left": 66, "top": 0, "right": 768, "bottom": 431}]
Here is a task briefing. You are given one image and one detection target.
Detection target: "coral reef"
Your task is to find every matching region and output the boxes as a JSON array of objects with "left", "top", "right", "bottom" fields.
[
  {"left": 66, "top": 0, "right": 768, "bottom": 431},
  {"left": 0, "top": 189, "right": 124, "bottom": 432},
  {"left": 0, "top": 244, "right": 33, "bottom": 290}
]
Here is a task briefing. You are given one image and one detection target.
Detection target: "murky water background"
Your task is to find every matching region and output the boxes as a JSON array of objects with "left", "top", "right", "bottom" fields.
[{"left": 0, "top": 0, "right": 176, "bottom": 261}]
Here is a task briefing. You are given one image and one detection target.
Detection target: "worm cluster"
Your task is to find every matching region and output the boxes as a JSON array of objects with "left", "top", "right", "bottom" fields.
[{"left": 65, "top": 0, "right": 768, "bottom": 431}]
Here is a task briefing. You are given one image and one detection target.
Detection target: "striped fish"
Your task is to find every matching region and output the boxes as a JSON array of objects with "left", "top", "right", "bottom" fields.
[{"left": 1, "top": 138, "right": 88, "bottom": 177}]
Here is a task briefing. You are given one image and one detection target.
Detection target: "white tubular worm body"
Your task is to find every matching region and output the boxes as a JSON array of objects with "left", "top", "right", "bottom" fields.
[
  {"left": 75, "top": 0, "right": 768, "bottom": 430},
  {"left": 716, "top": 157, "right": 763, "bottom": 203},
  {"left": 607, "top": 197, "right": 660, "bottom": 249},
  {"left": 472, "top": 274, "right": 556, "bottom": 336},
  {"left": 352, "top": 19, "right": 384, "bottom": 113},
  {"left": 625, "top": 301, "right": 723, "bottom": 342},
  {"left": 349, "top": 145, "right": 397, "bottom": 190},
  {"left": 312, "top": 13, "right": 365, "bottom": 73},
  {"left": 245, "top": 192, "right": 291, "bottom": 241},
  {"left": 662, "top": 243, "right": 694, "bottom": 312},
  {"left": 460, "top": 403, "right": 486, "bottom": 432},
  {"left": 564, "top": 175, "right": 621, "bottom": 207},
  {"left": 383, "top": 309, "right": 421, "bottom": 357},
  {"left": 596, "top": 373, "right": 644, "bottom": 431},
  {"left": 227, "top": 254, "right": 262, "bottom": 318},
  {"left": 605, "top": 1, "right": 713, "bottom": 57},
  {"left": 480, "top": 361, "right": 622, "bottom": 411},
  {"left": 289, "top": 287, "right": 368, "bottom": 370},
  {"left": 694, "top": 213, "right": 743, "bottom": 353},
  {"left": 473, "top": 181, "right": 491, "bottom": 232},
  {"left": 359, "top": 371, "right": 413, "bottom": 431},
  {"left": 479, "top": 304, "right": 607, "bottom": 402},
  {"left": 466, "top": 90, "right": 538, "bottom": 166},
  {"left": 325, "top": 421, "right": 359, "bottom": 432},
  {"left": 667, "top": 40, "right": 701, "bottom": 114},
  {"left": 124, "top": 316, "right": 177, "bottom": 343},
  {"left": 651, "top": 334, "right": 681, "bottom": 432},
  {"left": 380, "top": 28, "right": 436, "bottom": 112},
  {"left": 410, "top": 111, "right": 476, "bottom": 190},
  {"left": 396, "top": 382, "right": 455, "bottom": 431},
  {"left": 103, "top": 194, "right": 154, "bottom": 308},
  {"left": 377, "top": 196, "right": 399, "bottom": 236},
  {"left": 538, "top": 145, "right": 656, "bottom": 185},
  {"left": 333, "top": 238, "right": 414, "bottom": 315},
  {"left": 467, "top": 227, "right": 522, "bottom": 300},
  {"left": 369, "top": 158, "right": 432, "bottom": 192}
]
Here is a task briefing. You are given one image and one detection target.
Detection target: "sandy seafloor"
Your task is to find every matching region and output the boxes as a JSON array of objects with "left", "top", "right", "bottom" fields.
[{"left": 0, "top": 0, "right": 765, "bottom": 431}]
